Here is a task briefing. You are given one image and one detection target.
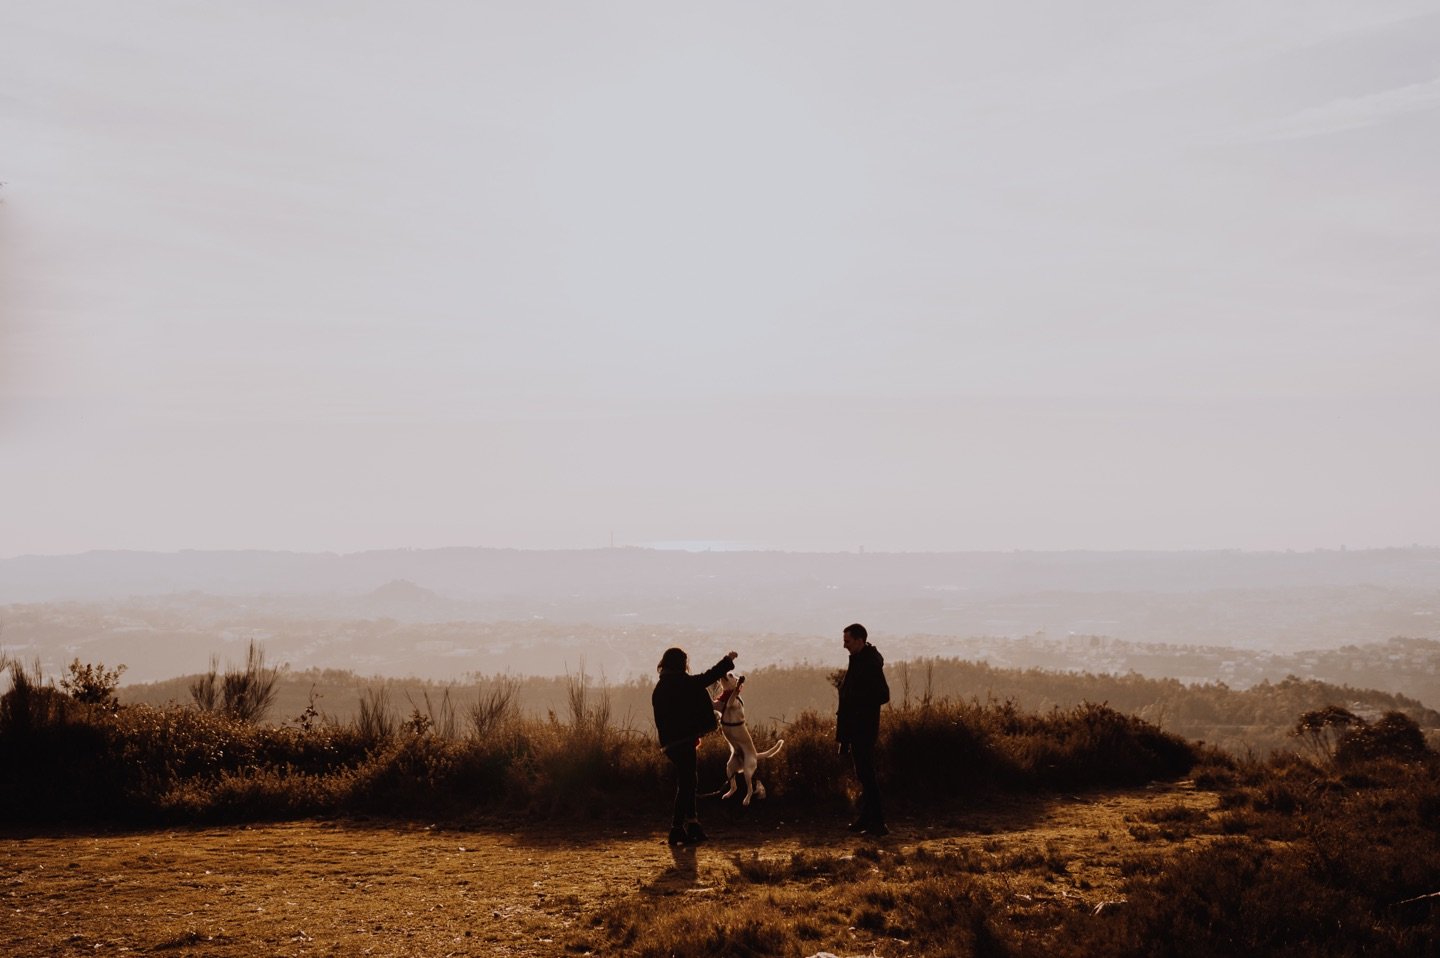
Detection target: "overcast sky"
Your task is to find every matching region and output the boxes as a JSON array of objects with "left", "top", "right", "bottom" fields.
[{"left": 3, "top": 1, "right": 1438, "bottom": 557}]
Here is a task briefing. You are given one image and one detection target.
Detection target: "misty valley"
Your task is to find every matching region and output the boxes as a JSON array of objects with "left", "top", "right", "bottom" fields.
[
  {"left": 5, "top": 549, "right": 1440, "bottom": 956},
  {"left": 3, "top": 548, "right": 1437, "bottom": 757}
]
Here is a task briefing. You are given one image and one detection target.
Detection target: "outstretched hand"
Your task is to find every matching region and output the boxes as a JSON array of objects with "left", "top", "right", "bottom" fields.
[{"left": 726, "top": 650, "right": 739, "bottom": 660}]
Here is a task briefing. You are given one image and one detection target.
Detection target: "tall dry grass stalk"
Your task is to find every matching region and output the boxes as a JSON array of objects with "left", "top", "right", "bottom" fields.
[
  {"left": 188, "top": 643, "right": 280, "bottom": 723},
  {"left": 565, "top": 662, "right": 613, "bottom": 737},
  {"left": 357, "top": 686, "right": 396, "bottom": 743},
  {"left": 468, "top": 677, "right": 521, "bottom": 739}
]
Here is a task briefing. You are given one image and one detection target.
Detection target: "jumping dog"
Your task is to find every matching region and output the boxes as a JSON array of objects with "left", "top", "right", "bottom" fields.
[{"left": 710, "top": 673, "right": 784, "bottom": 806}]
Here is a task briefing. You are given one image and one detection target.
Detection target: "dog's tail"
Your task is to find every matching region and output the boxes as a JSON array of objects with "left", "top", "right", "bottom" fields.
[{"left": 757, "top": 739, "right": 785, "bottom": 758}]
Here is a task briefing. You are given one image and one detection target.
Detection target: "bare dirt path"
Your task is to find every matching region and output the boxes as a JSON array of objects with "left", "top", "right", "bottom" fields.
[{"left": 1, "top": 782, "right": 1216, "bottom": 957}]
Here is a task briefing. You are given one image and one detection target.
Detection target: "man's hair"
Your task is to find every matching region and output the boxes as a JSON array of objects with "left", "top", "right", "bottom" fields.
[
  {"left": 843, "top": 623, "right": 868, "bottom": 641},
  {"left": 657, "top": 647, "right": 688, "bottom": 673}
]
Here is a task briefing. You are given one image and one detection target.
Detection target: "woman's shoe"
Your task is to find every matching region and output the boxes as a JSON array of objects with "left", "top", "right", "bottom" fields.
[
  {"left": 684, "top": 822, "right": 708, "bottom": 844},
  {"left": 667, "top": 826, "right": 688, "bottom": 846}
]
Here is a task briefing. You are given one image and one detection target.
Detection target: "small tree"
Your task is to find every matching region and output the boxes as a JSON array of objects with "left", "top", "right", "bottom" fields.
[
  {"left": 60, "top": 658, "right": 127, "bottom": 708},
  {"left": 1291, "top": 705, "right": 1358, "bottom": 762},
  {"left": 292, "top": 685, "right": 323, "bottom": 733}
]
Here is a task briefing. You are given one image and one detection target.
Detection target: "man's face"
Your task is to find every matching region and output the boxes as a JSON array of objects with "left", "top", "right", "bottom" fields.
[{"left": 842, "top": 631, "right": 865, "bottom": 654}]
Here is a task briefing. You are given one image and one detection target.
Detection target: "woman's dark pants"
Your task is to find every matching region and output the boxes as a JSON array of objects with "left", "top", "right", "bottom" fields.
[{"left": 664, "top": 742, "right": 698, "bottom": 827}]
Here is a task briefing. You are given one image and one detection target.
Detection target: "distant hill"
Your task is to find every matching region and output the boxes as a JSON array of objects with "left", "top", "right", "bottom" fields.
[
  {"left": 356, "top": 579, "right": 465, "bottom": 619},
  {"left": 5, "top": 546, "right": 1439, "bottom": 602},
  {"left": 2, "top": 546, "right": 1435, "bottom": 653}
]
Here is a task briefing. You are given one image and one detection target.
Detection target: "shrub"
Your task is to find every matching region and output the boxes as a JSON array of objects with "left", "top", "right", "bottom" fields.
[
  {"left": 0, "top": 672, "right": 1200, "bottom": 826},
  {"left": 467, "top": 676, "right": 521, "bottom": 738},
  {"left": 1292, "top": 704, "right": 1359, "bottom": 762},
  {"left": 356, "top": 685, "right": 397, "bottom": 744},
  {"left": 189, "top": 642, "right": 282, "bottom": 723},
  {"left": 60, "top": 658, "right": 127, "bottom": 707},
  {"left": 1, "top": 658, "right": 82, "bottom": 736},
  {"left": 1335, "top": 711, "right": 1431, "bottom": 766},
  {"left": 762, "top": 708, "right": 846, "bottom": 807}
]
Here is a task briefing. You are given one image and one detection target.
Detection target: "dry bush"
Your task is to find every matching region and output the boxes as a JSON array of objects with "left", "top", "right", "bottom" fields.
[
  {"left": 591, "top": 845, "right": 1009, "bottom": 958},
  {"left": 2, "top": 675, "right": 1200, "bottom": 827},
  {"left": 1335, "top": 711, "right": 1430, "bottom": 766},
  {"left": 1046, "top": 747, "right": 1440, "bottom": 958},
  {"left": 60, "top": 658, "right": 127, "bottom": 707},
  {"left": 189, "top": 642, "right": 281, "bottom": 723},
  {"left": 467, "top": 676, "right": 521, "bottom": 738},
  {"left": 356, "top": 685, "right": 397, "bottom": 744}
]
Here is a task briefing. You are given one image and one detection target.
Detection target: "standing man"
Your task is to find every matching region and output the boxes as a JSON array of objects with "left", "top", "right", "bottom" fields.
[{"left": 836, "top": 622, "right": 890, "bottom": 836}]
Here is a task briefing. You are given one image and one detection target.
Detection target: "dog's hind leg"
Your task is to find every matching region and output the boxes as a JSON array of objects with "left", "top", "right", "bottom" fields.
[{"left": 720, "top": 748, "right": 743, "bottom": 800}]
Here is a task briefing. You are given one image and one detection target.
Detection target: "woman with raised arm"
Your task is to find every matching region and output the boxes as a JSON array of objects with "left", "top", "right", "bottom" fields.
[{"left": 652, "top": 646, "right": 738, "bottom": 846}]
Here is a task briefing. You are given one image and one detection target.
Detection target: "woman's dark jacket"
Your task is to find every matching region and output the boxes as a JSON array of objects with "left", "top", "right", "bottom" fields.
[
  {"left": 652, "top": 655, "right": 735, "bottom": 750},
  {"left": 837, "top": 643, "right": 890, "bottom": 744}
]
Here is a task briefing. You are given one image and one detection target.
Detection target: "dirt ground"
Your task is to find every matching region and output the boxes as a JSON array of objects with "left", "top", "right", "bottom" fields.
[{"left": 1, "top": 782, "right": 1217, "bottom": 957}]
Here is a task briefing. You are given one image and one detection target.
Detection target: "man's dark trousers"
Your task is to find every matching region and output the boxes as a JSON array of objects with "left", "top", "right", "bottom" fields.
[{"left": 851, "top": 738, "right": 883, "bottom": 827}]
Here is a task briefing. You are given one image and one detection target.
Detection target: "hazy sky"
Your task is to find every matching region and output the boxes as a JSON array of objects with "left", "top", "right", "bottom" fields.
[{"left": 3, "top": 1, "right": 1438, "bottom": 556}]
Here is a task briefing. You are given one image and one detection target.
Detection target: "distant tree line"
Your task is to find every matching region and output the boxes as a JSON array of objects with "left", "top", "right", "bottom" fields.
[{"left": 116, "top": 654, "right": 1440, "bottom": 757}]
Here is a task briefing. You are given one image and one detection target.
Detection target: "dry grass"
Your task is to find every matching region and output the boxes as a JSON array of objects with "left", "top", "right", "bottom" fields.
[
  {"left": 5, "top": 655, "right": 1438, "bottom": 955},
  {"left": 0, "top": 783, "right": 1217, "bottom": 958}
]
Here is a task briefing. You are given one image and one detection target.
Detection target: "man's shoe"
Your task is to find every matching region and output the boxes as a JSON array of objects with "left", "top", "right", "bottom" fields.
[
  {"left": 667, "top": 826, "right": 687, "bottom": 846},
  {"left": 684, "top": 822, "right": 708, "bottom": 845},
  {"left": 862, "top": 823, "right": 890, "bottom": 837},
  {"left": 846, "top": 820, "right": 868, "bottom": 832}
]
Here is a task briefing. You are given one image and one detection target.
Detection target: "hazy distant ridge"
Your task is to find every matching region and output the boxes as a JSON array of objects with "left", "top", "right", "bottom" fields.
[{"left": 4, "top": 546, "right": 1437, "bottom": 603}]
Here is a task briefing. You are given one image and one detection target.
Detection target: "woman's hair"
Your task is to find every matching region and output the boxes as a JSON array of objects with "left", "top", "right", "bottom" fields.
[{"left": 657, "top": 647, "right": 688, "bottom": 673}]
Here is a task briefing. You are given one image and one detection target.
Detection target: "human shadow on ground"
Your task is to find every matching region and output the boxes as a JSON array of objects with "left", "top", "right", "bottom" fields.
[
  {"left": 640, "top": 842, "right": 700, "bottom": 895},
  {"left": 471, "top": 784, "right": 1092, "bottom": 850}
]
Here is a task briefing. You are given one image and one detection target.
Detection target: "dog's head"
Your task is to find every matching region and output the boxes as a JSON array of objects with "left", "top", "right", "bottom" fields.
[{"left": 719, "top": 673, "right": 745, "bottom": 692}]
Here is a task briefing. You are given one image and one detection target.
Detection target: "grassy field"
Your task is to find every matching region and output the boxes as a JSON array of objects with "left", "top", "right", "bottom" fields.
[
  {"left": 3, "top": 652, "right": 1439, "bottom": 955},
  {"left": 4, "top": 782, "right": 1218, "bottom": 957}
]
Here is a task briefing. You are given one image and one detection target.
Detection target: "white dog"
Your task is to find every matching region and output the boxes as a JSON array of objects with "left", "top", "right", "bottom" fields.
[{"left": 712, "top": 673, "right": 784, "bottom": 806}]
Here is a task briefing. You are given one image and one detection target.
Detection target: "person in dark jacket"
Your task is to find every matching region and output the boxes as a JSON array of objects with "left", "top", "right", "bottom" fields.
[
  {"left": 652, "top": 646, "right": 737, "bottom": 846},
  {"left": 836, "top": 622, "right": 890, "bottom": 836}
]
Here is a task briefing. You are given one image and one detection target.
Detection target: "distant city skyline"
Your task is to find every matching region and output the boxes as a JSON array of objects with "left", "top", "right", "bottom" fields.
[{"left": 4, "top": 2, "right": 1437, "bottom": 558}]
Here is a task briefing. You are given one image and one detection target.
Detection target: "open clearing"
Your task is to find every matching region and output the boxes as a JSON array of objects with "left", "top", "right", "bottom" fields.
[{"left": 2, "top": 782, "right": 1217, "bottom": 957}]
